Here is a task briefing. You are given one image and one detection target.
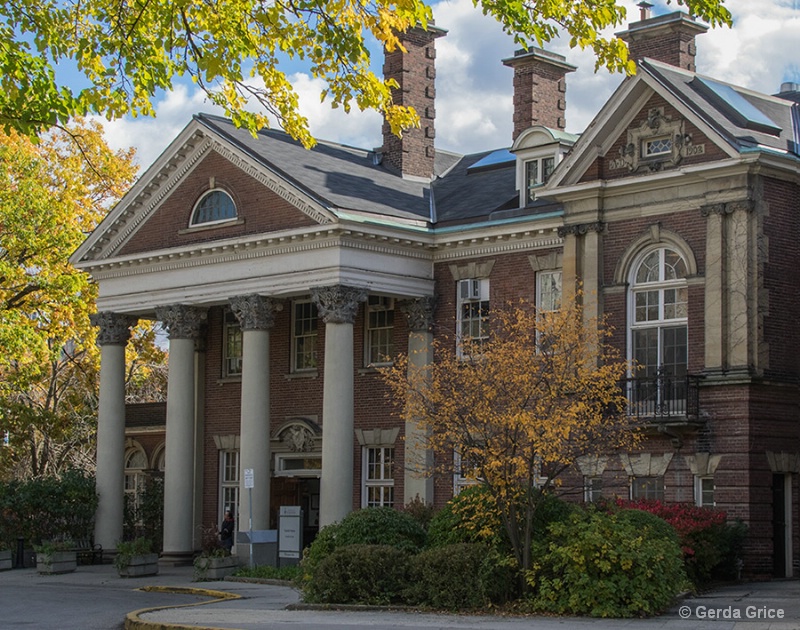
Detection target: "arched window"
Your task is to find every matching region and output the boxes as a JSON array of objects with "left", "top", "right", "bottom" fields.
[
  {"left": 124, "top": 446, "right": 148, "bottom": 504},
  {"left": 629, "top": 247, "right": 689, "bottom": 379},
  {"left": 190, "top": 190, "right": 236, "bottom": 226}
]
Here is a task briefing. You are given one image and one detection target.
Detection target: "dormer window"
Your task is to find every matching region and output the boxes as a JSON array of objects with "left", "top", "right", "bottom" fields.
[
  {"left": 190, "top": 190, "right": 236, "bottom": 226},
  {"left": 511, "top": 126, "right": 578, "bottom": 208},
  {"left": 525, "top": 156, "right": 555, "bottom": 204}
]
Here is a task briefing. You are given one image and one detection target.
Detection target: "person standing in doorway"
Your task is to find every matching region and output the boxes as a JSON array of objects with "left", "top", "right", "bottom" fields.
[{"left": 219, "top": 509, "right": 235, "bottom": 553}]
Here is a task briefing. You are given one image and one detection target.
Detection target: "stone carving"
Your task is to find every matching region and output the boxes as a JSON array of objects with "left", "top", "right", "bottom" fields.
[
  {"left": 281, "top": 425, "right": 316, "bottom": 452},
  {"left": 91, "top": 312, "right": 136, "bottom": 346},
  {"left": 229, "top": 295, "right": 281, "bottom": 331},
  {"left": 399, "top": 296, "right": 437, "bottom": 333},
  {"left": 310, "top": 285, "right": 367, "bottom": 324},
  {"left": 700, "top": 200, "right": 755, "bottom": 217},
  {"left": 155, "top": 305, "right": 208, "bottom": 340}
]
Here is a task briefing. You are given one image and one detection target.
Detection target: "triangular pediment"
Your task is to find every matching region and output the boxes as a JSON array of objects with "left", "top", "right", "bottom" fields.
[
  {"left": 546, "top": 62, "right": 739, "bottom": 190},
  {"left": 72, "top": 118, "right": 338, "bottom": 265}
]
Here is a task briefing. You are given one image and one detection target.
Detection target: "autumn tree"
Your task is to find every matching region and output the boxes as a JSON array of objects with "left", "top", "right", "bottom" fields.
[
  {"left": 382, "top": 300, "right": 641, "bottom": 574},
  {"left": 0, "top": 120, "right": 139, "bottom": 479},
  {"left": 0, "top": 0, "right": 731, "bottom": 147}
]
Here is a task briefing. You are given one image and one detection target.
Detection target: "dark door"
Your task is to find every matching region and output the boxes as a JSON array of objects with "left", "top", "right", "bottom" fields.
[{"left": 772, "top": 473, "right": 787, "bottom": 577}]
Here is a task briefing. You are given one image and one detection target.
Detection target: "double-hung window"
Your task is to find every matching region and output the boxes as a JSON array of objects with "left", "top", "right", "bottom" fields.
[
  {"left": 223, "top": 309, "right": 243, "bottom": 378},
  {"left": 220, "top": 449, "right": 239, "bottom": 519},
  {"left": 631, "top": 476, "right": 664, "bottom": 501},
  {"left": 363, "top": 446, "right": 394, "bottom": 507},
  {"left": 457, "top": 278, "right": 489, "bottom": 356},
  {"left": 366, "top": 296, "right": 394, "bottom": 366},
  {"left": 292, "top": 301, "right": 318, "bottom": 371},
  {"left": 695, "top": 476, "right": 715, "bottom": 507}
]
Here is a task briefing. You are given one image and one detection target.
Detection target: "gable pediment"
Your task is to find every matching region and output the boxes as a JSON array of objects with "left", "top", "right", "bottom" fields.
[
  {"left": 546, "top": 69, "right": 738, "bottom": 190},
  {"left": 72, "top": 119, "right": 337, "bottom": 264}
]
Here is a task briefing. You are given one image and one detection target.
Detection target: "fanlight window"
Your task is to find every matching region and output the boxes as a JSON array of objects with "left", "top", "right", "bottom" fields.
[{"left": 190, "top": 190, "right": 237, "bottom": 226}]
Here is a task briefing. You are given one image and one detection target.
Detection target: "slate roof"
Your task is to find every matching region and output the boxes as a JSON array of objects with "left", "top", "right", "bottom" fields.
[
  {"left": 196, "top": 114, "right": 524, "bottom": 226},
  {"left": 641, "top": 59, "right": 800, "bottom": 158}
]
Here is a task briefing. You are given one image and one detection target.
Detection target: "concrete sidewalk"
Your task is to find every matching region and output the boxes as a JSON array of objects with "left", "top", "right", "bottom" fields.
[{"left": 0, "top": 562, "right": 798, "bottom": 630}]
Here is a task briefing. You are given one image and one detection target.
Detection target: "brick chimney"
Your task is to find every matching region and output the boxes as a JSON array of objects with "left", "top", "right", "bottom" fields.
[
  {"left": 381, "top": 24, "right": 446, "bottom": 180},
  {"left": 616, "top": 2, "right": 708, "bottom": 71},
  {"left": 502, "top": 48, "right": 576, "bottom": 142}
]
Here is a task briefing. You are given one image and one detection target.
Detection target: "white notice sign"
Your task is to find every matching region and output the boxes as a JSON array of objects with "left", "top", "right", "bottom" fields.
[{"left": 244, "top": 468, "right": 254, "bottom": 489}]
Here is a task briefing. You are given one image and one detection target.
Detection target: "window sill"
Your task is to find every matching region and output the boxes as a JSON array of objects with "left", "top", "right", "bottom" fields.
[
  {"left": 284, "top": 370, "right": 319, "bottom": 380},
  {"left": 178, "top": 218, "right": 244, "bottom": 234},
  {"left": 216, "top": 376, "right": 242, "bottom": 385},
  {"left": 358, "top": 364, "right": 392, "bottom": 375}
]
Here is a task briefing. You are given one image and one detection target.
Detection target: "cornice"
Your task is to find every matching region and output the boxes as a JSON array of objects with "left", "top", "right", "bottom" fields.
[
  {"left": 432, "top": 229, "right": 563, "bottom": 261},
  {"left": 79, "top": 227, "right": 433, "bottom": 280}
]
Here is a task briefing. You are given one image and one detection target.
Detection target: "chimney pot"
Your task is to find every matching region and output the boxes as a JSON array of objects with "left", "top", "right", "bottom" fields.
[{"left": 638, "top": 1, "right": 653, "bottom": 21}]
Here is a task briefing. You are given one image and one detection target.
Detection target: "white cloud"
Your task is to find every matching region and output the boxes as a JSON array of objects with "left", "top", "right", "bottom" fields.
[{"left": 94, "top": 1, "right": 800, "bottom": 169}]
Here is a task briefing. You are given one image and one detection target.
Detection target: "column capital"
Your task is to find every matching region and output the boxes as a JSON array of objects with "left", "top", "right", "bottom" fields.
[
  {"left": 90, "top": 312, "right": 136, "bottom": 346},
  {"left": 155, "top": 305, "right": 208, "bottom": 340},
  {"left": 557, "top": 221, "right": 605, "bottom": 238},
  {"left": 399, "top": 296, "right": 437, "bottom": 333},
  {"left": 229, "top": 295, "right": 282, "bottom": 331},
  {"left": 311, "top": 285, "right": 367, "bottom": 324}
]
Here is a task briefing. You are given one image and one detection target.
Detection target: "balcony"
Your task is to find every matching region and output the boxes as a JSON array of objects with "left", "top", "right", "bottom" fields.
[{"left": 623, "top": 372, "right": 703, "bottom": 427}]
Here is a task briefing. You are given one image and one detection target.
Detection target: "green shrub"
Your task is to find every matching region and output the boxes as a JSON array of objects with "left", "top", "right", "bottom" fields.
[
  {"left": 114, "top": 537, "right": 153, "bottom": 570},
  {"left": 529, "top": 511, "right": 686, "bottom": 617},
  {"left": 304, "top": 544, "right": 410, "bottom": 604},
  {"left": 615, "top": 508, "right": 679, "bottom": 545},
  {"left": 405, "top": 543, "right": 518, "bottom": 609},
  {"left": 234, "top": 564, "right": 301, "bottom": 581},
  {"left": 302, "top": 507, "right": 425, "bottom": 572},
  {"left": 0, "top": 469, "right": 97, "bottom": 547},
  {"left": 613, "top": 499, "right": 747, "bottom": 587}
]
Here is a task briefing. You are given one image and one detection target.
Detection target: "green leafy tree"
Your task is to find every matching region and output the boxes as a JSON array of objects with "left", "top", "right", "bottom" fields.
[
  {"left": 0, "top": 0, "right": 731, "bottom": 147},
  {"left": 0, "top": 120, "right": 139, "bottom": 479}
]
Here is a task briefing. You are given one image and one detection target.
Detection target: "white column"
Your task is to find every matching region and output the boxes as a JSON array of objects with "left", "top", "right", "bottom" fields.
[
  {"left": 90, "top": 312, "right": 134, "bottom": 552},
  {"left": 400, "top": 297, "right": 436, "bottom": 505},
  {"left": 229, "top": 295, "right": 280, "bottom": 533},
  {"left": 156, "top": 305, "right": 207, "bottom": 558},
  {"left": 312, "top": 285, "right": 366, "bottom": 527}
]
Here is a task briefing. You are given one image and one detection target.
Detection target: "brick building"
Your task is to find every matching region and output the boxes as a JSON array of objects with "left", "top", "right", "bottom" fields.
[{"left": 73, "top": 9, "right": 800, "bottom": 577}]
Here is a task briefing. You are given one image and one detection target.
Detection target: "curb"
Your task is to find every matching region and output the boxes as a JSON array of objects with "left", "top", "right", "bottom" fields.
[{"left": 124, "top": 586, "right": 242, "bottom": 630}]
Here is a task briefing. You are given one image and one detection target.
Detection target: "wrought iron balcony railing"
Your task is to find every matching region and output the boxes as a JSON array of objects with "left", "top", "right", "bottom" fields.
[{"left": 622, "top": 372, "right": 703, "bottom": 422}]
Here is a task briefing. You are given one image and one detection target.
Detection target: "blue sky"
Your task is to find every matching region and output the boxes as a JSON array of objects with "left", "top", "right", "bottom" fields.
[{"left": 89, "top": 0, "right": 800, "bottom": 171}]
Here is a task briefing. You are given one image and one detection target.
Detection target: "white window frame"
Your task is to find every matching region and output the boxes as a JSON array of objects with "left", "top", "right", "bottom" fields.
[
  {"left": 584, "top": 476, "right": 603, "bottom": 503},
  {"left": 524, "top": 155, "right": 556, "bottom": 205},
  {"left": 365, "top": 296, "right": 395, "bottom": 367},
  {"left": 362, "top": 446, "right": 395, "bottom": 507},
  {"left": 536, "top": 269, "right": 562, "bottom": 313},
  {"left": 643, "top": 136, "right": 674, "bottom": 158},
  {"left": 223, "top": 309, "right": 243, "bottom": 378},
  {"left": 456, "top": 278, "right": 489, "bottom": 358},
  {"left": 292, "top": 300, "right": 318, "bottom": 372},
  {"left": 274, "top": 453, "right": 323, "bottom": 477},
  {"left": 219, "top": 449, "right": 240, "bottom": 521},
  {"left": 630, "top": 476, "right": 665, "bottom": 501},
  {"left": 695, "top": 475, "right": 715, "bottom": 507},
  {"left": 628, "top": 247, "right": 689, "bottom": 379},
  {"left": 189, "top": 189, "right": 237, "bottom": 227},
  {"left": 124, "top": 446, "right": 148, "bottom": 512}
]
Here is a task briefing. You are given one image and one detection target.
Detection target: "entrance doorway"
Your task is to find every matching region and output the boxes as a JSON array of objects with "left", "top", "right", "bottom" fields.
[
  {"left": 772, "top": 473, "right": 792, "bottom": 578},
  {"left": 271, "top": 477, "right": 320, "bottom": 547}
]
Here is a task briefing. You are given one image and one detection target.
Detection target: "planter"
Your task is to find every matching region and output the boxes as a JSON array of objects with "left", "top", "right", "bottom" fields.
[
  {"left": 194, "top": 555, "right": 238, "bottom": 581},
  {"left": 36, "top": 551, "right": 77, "bottom": 575},
  {"left": 117, "top": 553, "right": 159, "bottom": 578},
  {"left": 0, "top": 550, "right": 11, "bottom": 571}
]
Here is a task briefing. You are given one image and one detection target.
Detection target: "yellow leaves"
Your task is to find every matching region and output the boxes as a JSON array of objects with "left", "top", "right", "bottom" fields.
[{"left": 381, "top": 298, "right": 640, "bottom": 491}]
